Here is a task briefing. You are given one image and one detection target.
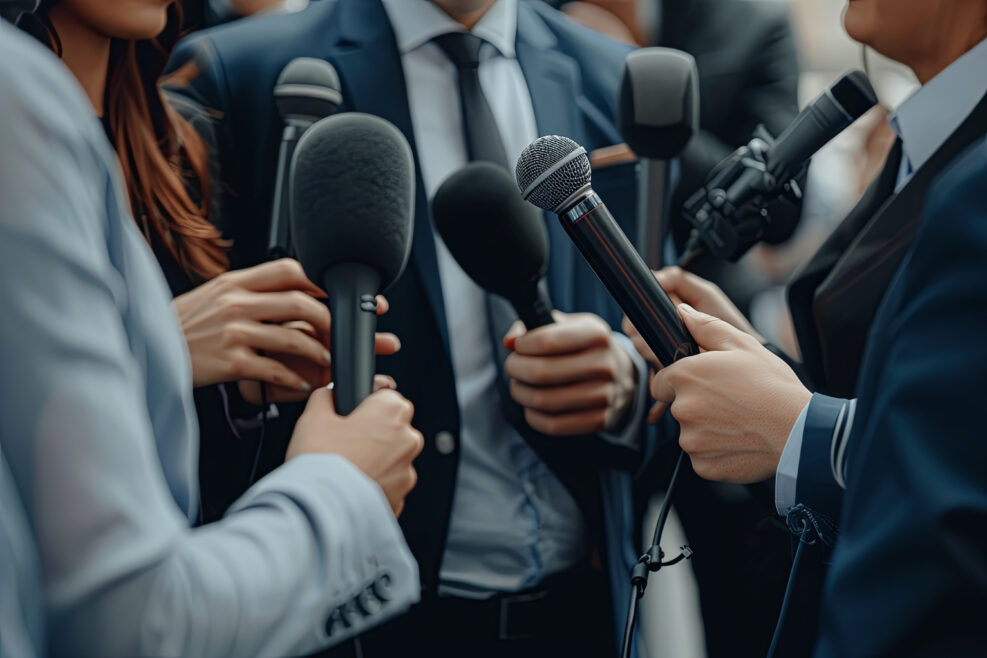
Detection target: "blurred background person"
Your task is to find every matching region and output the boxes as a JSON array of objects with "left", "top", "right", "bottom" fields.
[
  {"left": 0, "top": 12, "right": 423, "bottom": 657},
  {"left": 167, "top": 0, "right": 658, "bottom": 655}
]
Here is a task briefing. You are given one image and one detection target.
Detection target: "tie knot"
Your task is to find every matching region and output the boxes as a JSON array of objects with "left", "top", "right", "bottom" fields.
[{"left": 433, "top": 31, "right": 485, "bottom": 69}]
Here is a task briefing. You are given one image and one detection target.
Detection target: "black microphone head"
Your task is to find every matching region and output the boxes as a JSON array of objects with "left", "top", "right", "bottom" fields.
[
  {"left": 290, "top": 113, "right": 415, "bottom": 291},
  {"left": 274, "top": 57, "right": 343, "bottom": 125},
  {"left": 617, "top": 47, "right": 699, "bottom": 160},
  {"left": 516, "top": 135, "right": 592, "bottom": 213},
  {"left": 830, "top": 69, "right": 879, "bottom": 120},
  {"left": 433, "top": 162, "right": 548, "bottom": 300}
]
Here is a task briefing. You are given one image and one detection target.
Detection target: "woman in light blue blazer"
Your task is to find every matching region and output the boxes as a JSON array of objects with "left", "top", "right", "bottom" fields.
[{"left": 0, "top": 20, "right": 422, "bottom": 658}]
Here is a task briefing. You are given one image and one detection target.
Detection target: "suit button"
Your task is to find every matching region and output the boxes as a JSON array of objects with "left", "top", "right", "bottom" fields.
[
  {"left": 356, "top": 585, "right": 382, "bottom": 616},
  {"left": 435, "top": 431, "right": 455, "bottom": 455}
]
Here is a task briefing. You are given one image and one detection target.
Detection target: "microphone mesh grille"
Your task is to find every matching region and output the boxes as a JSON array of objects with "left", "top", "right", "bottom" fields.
[{"left": 515, "top": 135, "right": 592, "bottom": 212}]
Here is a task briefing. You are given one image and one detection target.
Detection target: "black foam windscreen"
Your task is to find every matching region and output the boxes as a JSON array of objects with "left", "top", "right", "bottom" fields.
[
  {"left": 290, "top": 113, "right": 414, "bottom": 290},
  {"left": 617, "top": 48, "right": 699, "bottom": 160},
  {"left": 433, "top": 162, "right": 549, "bottom": 298},
  {"left": 830, "top": 69, "right": 879, "bottom": 119},
  {"left": 274, "top": 57, "right": 343, "bottom": 124}
]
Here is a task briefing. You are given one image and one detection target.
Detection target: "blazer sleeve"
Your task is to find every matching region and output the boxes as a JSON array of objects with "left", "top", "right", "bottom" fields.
[
  {"left": 814, "top": 140, "right": 987, "bottom": 657},
  {"left": 0, "top": 38, "right": 418, "bottom": 658}
]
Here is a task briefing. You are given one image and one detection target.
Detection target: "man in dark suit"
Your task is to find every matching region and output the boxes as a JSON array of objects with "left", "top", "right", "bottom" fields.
[
  {"left": 632, "top": 0, "right": 987, "bottom": 652},
  {"left": 167, "top": 1, "right": 656, "bottom": 655}
]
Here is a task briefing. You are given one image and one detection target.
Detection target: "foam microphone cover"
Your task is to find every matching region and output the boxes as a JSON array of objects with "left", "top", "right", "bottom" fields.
[
  {"left": 290, "top": 113, "right": 414, "bottom": 290},
  {"left": 617, "top": 48, "right": 699, "bottom": 160},
  {"left": 433, "top": 162, "right": 549, "bottom": 300}
]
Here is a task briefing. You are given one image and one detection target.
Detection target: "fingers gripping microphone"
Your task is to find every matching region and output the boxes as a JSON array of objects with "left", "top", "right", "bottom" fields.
[
  {"left": 617, "top": 48, "right": 699, "bottom": 268},
  {"left": 683, "top": 70, "right": 879, "bottom": 261},
  {"left": 268, "top": 58, "right": 343, "bottom": 260},
  {"left": 433, "top": 162, "right": 554, "bottom": 329},
  {"left": 516, "top": 136, "right": 698, "bottom": 366},
  {"left": 291, "top": 114, "right": 414, "bottom": 414}
]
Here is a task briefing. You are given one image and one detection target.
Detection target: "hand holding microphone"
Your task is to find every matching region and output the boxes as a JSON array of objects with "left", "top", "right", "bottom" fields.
[{"left": 433, "top": 162, "right": 638, "bottom": 436}]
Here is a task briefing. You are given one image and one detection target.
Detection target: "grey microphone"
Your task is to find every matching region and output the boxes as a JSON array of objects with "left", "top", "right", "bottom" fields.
[
  {"left": 268, "top": 57, "right": 343, "bottom": 260},
  {"left": 290, "top": 114, "right": 414, "bottom": 415},
  {"left": 617, "top": 47, "right": 699, "bottom": 268}
]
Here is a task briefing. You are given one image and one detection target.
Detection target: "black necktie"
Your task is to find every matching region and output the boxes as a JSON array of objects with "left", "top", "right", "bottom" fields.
[{"left": 433, "top": 32, "right": 510, "bottom": 168}]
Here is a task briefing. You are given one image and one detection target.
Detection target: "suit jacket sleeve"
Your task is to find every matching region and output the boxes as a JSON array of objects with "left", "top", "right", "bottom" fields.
[
  {"left": 0, "top": 36, "right": 418, "bottom": 658},
  {"left": 814, "top": 140, "right": 987, "bottom": 657}
]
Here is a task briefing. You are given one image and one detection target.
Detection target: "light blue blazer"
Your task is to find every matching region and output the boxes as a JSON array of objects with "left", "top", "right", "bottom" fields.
[{"left": 0, "top": 23, "right": 418, "bottom": 657}]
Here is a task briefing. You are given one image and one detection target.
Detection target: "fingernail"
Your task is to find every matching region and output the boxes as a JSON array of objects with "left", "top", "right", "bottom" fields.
[
  {"left": 323, "top": 350, "right": 332, "bottom": 365},
  {"left": 679, "top": 303, "right": 698, "bottom": 316},
  {"left": 300, "top": 381, "right": 312, "bottom": 392}
]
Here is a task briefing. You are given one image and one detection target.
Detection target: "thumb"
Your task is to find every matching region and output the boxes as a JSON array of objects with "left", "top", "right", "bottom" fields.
[
  {"left": 305, "top": 385, "right": 339, "bottom": 417},
  {"left": 503, "top": 320, "right": 526, "bottom": 351},
  {"left": 678, "top": 303, "right": 749, "bottom": 352}
]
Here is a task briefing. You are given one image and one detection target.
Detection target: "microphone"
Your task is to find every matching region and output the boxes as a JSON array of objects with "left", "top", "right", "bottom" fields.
[
  {"left": 617, "top": 47, "right": 699, "bottom": 268},
  {"left": 268, "top": 58, "right": 343, "bottom": 260},
  {"left": 516, "top": 136, "right": 698, "bottom": 367},
  {"left": 432, "top": 162, "right": 554, "bottom": 329},
  {"left": 290, "top": 113, "right": 415, "bottom": 414},
  {"left": 683, "top": 70, "right": 879, "bottom": 261}
]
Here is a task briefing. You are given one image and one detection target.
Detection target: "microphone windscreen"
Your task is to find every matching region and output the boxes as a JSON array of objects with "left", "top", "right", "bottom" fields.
[
  {"left": 516, "top": 135, "right": 592, "bottom": 213},
  {"left": 830, "top": 70, "right": 879, "bottom": 120},
  {"left": 274, "top": 57, "right": 343, "bottom": 123},
  {"left": 617, "top": 48, "right": 699, "bottom": 160},
  {"left": 433, "top": 162, "right": 549, "bottom": 299},
  {"left": 290, "top": 113, "right": 415, "bottom": 290}
]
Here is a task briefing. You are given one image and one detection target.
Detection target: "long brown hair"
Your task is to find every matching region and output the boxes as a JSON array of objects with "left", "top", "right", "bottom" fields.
[{"left": 23, "top": 2, "right": 228, "bottom": 281}]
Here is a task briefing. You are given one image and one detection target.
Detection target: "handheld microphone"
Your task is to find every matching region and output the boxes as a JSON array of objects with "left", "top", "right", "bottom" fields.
[
  {"left": 433, "top": 162, "right": 554, "bottom": 329},
  {"left": 290, "top": 113, "right": 414, "bottom": 414},
  {"left": 516, "top": 136, "right": 698, "bottom": 367},
  {"left": 683, "top": 70, "right": 878, "bottom": 261},
  {"left": 268, "top": 58, "right": 343, "bottom": 260},
  {"left": 617, "top": 47, "right": 699, "bottom": 268}
]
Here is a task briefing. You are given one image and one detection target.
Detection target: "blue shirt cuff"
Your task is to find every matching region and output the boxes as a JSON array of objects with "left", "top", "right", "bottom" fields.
[{"left": 775, "top": 401, "right": 810, "bottom": 515}]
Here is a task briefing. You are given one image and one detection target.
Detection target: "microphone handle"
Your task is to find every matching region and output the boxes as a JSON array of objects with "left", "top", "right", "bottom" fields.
[
  {"left": 559, "top": 193, "right": 698, "bottom": 366},
  {"left": 268, "top": 124, "right": 304, "bottom": 260},
  {"left": 323, "top": 262, "right": 382, "bottom": 415},
  {"left": 510, "top": 278, "right": 555, "bottom": 329}
]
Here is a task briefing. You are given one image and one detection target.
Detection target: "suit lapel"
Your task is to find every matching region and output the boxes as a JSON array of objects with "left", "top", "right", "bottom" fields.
[{"left": 328, "top": 0, "right": 451, "bottom": 354}]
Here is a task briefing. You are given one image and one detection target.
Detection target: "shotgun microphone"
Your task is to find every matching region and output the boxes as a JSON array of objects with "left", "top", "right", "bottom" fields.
[
  {"left": 433, "top": 162, "right": 554, "bottom": 330},
  {"left": 516, "top": 135, "right": 698, "bottom": 367},
  {"left": 290, "top": 113, "right": 414, "bottom": 414},
  {"left": 268, "top": 58, "right": 343, "bottom": 260}
]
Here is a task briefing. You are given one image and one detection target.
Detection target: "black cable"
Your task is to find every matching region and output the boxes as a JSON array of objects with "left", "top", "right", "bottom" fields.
[
  {"left": 676, "top": 230, "right": 704, "bottom": 269},
  {"left": 247, "top": 382, "right": 268, "bottom": 485},
  {"left": 620, "top": 449, "right": 691, "bottom": 658},
  {"left": 766, "top": 520, "right": 810, "bottom": 658}
]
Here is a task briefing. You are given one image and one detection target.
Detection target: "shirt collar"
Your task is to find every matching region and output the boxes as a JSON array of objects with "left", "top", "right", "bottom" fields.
[
  {"left": 381, "top": 0, "right": 517, "bottom": 58},
  {"left": 888, "top": 36, "right": 987, "bottom": 174}
]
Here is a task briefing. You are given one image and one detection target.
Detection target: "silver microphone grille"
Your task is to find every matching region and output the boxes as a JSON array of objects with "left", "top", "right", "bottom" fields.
[{"left": 515, "top": 135, "right": 592, "bottom": 212}]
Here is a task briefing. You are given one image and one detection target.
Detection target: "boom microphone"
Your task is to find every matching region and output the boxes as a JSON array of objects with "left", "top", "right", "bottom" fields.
[
  {"left": 516, "top": 136, "right": 698, "bottom": 367},
  {"left": 291, "top": 113, "right": 414, "bottom": 414},
  {"left": 433, "top": 162, "right": 554, "bottom": 329},
  {"left": 683, "top": 70, "right": 879, "bottom": 261},
  {"left": 268, "top": 58, "right": 343, "bottom": 260}
]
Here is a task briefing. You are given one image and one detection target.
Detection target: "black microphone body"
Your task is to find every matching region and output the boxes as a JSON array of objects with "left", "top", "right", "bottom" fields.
[
  {"left": 561, "top": 193, "right": 697, "bottom": 366},
  {"left": 322, "top": 263, "right": 381, "bottom": 414}
]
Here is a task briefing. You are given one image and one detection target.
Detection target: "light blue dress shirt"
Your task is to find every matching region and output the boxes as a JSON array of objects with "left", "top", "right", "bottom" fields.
[
  {"left": 775, "top": 36, "right": 987, "bottom": 515},
  {"left": 381, "top": 0, "right": 648, "bottom": 598},
  {"left": 0, "top": 24, "right": 417, "bottom": 656}
]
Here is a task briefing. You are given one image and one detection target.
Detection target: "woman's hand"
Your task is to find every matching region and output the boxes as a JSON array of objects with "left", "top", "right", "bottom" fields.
[
  {"left": 173, "top": 259, "right": 400, "bottom": 401},
  {"left": 287, "top": 388, "right": 424, "bottom": 517},
  {"left": 622, "top": 266, "right": 763, "bottom": 368}
]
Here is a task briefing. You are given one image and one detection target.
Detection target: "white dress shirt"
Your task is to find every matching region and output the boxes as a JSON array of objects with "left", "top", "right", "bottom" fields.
[
  {"left": 381, "top": 0, "right": 646, "bottom": 597},
  {"left": 775, "top": 35, "right": 987, "bottom": 515}
]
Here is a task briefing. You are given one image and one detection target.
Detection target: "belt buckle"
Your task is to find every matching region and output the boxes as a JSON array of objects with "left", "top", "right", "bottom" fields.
[{"left": 498, "top": 590, "right": 548, "bottom": 640}]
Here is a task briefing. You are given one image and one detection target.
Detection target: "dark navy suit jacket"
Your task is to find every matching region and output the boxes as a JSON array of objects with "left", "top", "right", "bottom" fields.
[
  {"left": 810, "top": 137, "right": 987, "bottom": 656},
  {"left": 167, "top": 0, "right": 650, "bottom": 645}
]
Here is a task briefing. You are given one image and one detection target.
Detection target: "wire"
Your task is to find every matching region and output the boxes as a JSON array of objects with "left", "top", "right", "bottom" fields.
[
  {"left": 676, "top": 230, "right": 704, "bottom": 269},
  {"left": 767, "top": 520, "right": 810, "bottom": 658},
  {"left": 619, "top": 450, "right": 690, "bottom": 658},
  {"left": 247, "top": 382, "right": 268, "bottom": 485}
]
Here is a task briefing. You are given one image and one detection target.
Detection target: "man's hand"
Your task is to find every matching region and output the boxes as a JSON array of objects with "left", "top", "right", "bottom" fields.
[
  {"left": 650, "top": 304, "right": 811, "bottom": 484},
  {"left": 623, "top": 267, "right": 763, "bottom": 368},
  {"left": 287, "top": 388, "right": 424, "bottom": 517},
  {"left": 504, "top": 312, "right": 638, "bottom": 436}
]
